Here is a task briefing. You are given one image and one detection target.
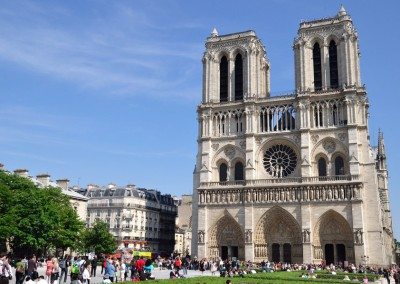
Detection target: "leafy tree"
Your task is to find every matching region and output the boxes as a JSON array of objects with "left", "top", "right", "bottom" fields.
[
  {"left": 0, "top": 171, "right": 84, "bottom": 256},
  {"left": 82, "top": 220, "right": 116, "bottom": 255}
]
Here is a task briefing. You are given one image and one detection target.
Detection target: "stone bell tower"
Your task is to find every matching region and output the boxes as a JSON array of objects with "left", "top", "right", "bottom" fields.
[{"left": 294, "top": 6, "right": 361, "bottom": 92}]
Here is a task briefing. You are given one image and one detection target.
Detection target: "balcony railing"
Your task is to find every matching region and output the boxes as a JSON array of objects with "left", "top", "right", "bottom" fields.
[{"left": 199, "top": 175, "right": 359, "bottom": 188}]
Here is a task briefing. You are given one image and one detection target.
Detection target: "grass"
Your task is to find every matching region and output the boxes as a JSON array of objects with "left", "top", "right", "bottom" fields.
[{"left": 131, "top": 270, "right": 380, "bottom": 284}]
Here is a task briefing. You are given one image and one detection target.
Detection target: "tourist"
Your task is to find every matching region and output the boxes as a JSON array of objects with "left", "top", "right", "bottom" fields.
[
  {"left": 0, "top": 255, "right": 12, "bottom": 281},
  {"left": 37, "top": 275, "right": 48, "bottom": 284},
  {"left": 135, "top": 257, "right": 145, "bottom": 273},
  {"left": 51, "top": 257, "right": 60, "bottom": 284},
  {"left": 90, "top": 256, "right": 98, "bottom": 277},
  {"left": 82, "top": 262, "right": 91, "bottom": 284},
  {"left": 45, "top": 257, "right": 54, "bottom": 284},
  {"left": 27, "top": 255, "right": 37, "bottom": 278},
  {"left": 15, "top": 258, "right": 26, "bottom": 284},
  {"left": 119, "top": 260, "right": 126, "bottom": 282},
  {"left": 70, "top": 273, "right": 81, "bottom": 284},
  {"left": 59, "top": 255, "right": 69, "bottom": 283},
  {"left": 104, "top": 259, "right": 115, "bottom": 283},
  {"left": 102, "top": 274, "right": 111, "bottom": 284},
  {"left": 25, "top": 276, "right": 35, "bottom": 284}
]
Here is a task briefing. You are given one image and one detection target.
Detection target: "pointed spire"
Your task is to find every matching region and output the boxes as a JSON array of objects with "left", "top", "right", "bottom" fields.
[
  {"left": 338, "top": 5, "right": 347, "bottom": 17},
  {"left": 378, "top": 128, "right": 386, "bottom": 158},
  {"left": 211, "top": 27, "right": 218, "bottom": 37}
]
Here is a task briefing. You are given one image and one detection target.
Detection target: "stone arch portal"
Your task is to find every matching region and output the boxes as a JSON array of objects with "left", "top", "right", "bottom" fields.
[
  {"left": 208, "top": 214, "right": 244, "bottom": 260},
  {"left": 254, "top": 206, "right": 303, "bottom": 263},
  {"left": 313, "top": 210, "right": 355, "bottom": 264}
]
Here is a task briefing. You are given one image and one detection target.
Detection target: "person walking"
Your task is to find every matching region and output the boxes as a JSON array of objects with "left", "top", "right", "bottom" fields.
[
  {"left": 104, "top": 259, "right": 115, "bottom": 283},
  {"left": 90, "top": 256, "right": 98, "bottom": 277},
  {"left": 59, "top": 256, "right": 68, "bottom": 283},
  {"left": 27, "top": 256, "right": 37, "bottom": 278},
  {"left": 51, "top": 257, "right": 60, "bottom": 284},
  {"left": 45, "top": 256, "right": 54, "bottom": 284},
  {"left": 15, "top": 259, "right": 26, "bottom": 284},
  {"left": 82, "top": 262, "right": 91, "bottom": 284}
]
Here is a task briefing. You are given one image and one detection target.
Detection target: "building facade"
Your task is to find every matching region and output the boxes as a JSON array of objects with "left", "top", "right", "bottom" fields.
[
  {"left": 192, "top": 7, "right": 395, "bottom": 266},
  {"left": 85, "top": 184, "right": 177, "bottom": 254},
  {"left": 12, "top": 168, "right": 88, "bottom": 220},
  {"left": 174, "top": 195, "right": 193, "bottom": 255}
]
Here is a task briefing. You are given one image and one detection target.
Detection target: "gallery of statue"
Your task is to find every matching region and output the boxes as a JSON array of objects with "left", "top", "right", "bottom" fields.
[{"left": 192, "top": 7, "right": 395, "bottom": 266}]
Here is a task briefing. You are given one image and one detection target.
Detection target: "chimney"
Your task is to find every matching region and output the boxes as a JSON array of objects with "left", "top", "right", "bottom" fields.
[
  {"left": 36, "top": 173, "right": 50, "bottom": 187},
  {"left": 87, "top": 184, "right": 99, "bottom": 191},
  {"left": 56, "top": 178, "right": 69, "bottom": 191},
  {"left": 14, "top": 168, "right": 29, "bottom": 178}
]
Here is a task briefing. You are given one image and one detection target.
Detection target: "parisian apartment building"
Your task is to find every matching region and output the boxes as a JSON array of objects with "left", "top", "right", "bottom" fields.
[{"left": 82, "top": 183, "right": 177, "bottom": 254}]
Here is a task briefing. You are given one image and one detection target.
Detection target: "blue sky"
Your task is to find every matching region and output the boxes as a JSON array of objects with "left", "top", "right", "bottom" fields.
[{"left": 0, "top": 0, "right": 399, "bottom": 239}]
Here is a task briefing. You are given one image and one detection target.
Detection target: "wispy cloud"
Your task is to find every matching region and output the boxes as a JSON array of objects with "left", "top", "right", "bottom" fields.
[{"left": 0, "top": 1, "right": 203, "bottom": 99}]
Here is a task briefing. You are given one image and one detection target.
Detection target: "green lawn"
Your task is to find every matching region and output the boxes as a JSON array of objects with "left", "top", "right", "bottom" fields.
[{"left": 143, "top": 271, "right": 380, "bottom": 284}]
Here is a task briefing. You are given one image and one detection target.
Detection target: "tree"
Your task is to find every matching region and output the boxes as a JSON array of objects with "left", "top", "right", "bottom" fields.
[
  {"left": 0, "top": 171, "right": 84, "bottom": 256},
  {"left": 82, "top": 220, "right": 116, "bottom": 256}
]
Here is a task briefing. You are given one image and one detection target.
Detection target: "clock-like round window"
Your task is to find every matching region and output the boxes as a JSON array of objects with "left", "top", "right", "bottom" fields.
[{"left": 263, "top": 144, "right": 297, "bottom": 177}]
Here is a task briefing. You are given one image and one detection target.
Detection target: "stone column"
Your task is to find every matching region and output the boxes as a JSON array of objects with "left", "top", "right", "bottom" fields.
[{"left": 244, "top": 206, "right": 254, "bottom": 261}]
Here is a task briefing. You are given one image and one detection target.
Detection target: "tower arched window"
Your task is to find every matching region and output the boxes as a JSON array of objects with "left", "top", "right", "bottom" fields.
[
  {"left": 313, "top": 43, "right": 322, "bottom": 91},
  {"left": 318, "top": 157, "right": 327, "bottom": 177},
  {"left": 219, "top": 163, "right": 228, "bottom": 182},
  {"left": 334, "top": 156, "right": 345, "bottom": 175},
  {"left": 329, "top": 40, "right": 339, "bottom": 89},
  {"left": 220, "top": 56, "right": 228, "bottom": 102},
  {"left": 234, "top": 53, "right": 243, "bottom": 100},
  {"left": 234, "top": 161, "right": 244, "bottom": 181}
]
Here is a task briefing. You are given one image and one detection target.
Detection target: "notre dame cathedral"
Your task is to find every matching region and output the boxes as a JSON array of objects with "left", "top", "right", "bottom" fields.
[{"left": 191, "top": 7, "right": 395, "bottom": 266}]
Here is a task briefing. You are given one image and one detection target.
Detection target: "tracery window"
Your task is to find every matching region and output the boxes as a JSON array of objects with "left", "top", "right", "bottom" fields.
[
  {"left": 334, "top": 156, "right": 345, "bottom": 175},
  {"left": 220, "top": 56, "right": 228, "bottom": 102},
  {"left": 318, "top": 157, "right": 327, "bottom": 177},
  {"left": 263, "top": 144, "right": 297, "bottom": 178},
  {"left": 235, "top": 53, "right": 243, "bottom": 100},
  {"left": 313, "top": 43, "right": 322, "bottom": 91},
  {"left": 329, "top": 40, "right": 339, "bottom": 89},
  {"left": 234, "top": 161, "right": 244, "bottom": 181},
  {"left": 219, "top": 163, "right": 228, "bottom": 182}
]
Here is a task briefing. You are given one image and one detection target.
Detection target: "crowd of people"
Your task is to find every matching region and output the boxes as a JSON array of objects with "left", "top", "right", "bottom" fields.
[{"left": 1, "top": 252, "right": 399, "bottom": 283}]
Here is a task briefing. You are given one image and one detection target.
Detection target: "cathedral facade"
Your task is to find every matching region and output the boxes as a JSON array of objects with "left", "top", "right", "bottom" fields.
[{"left": 192, "top": 7, "right": 395, "bottom": 266}]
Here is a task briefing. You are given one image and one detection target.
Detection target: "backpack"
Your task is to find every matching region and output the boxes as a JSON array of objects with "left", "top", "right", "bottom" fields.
[{"left": 71, "top": 263, "right": 80, "bottom": 275}]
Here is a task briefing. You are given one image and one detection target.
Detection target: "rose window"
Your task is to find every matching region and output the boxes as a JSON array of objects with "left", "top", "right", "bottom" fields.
[{"left": 263, "top": 144, "right": 297, "bottom": 177}]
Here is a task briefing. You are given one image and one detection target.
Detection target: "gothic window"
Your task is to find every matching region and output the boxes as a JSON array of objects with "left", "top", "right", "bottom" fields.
[
  {"left": 314, "top": 107, "right": 323, "bottom": 127},
  {"left": 263, "top": 144, "right": 297, "bottom": 178},
  {"left": 235, "top": 53, "right": 243, "bottom": 100},
  {"left": 332, "top": 104, "right": 338, "bottom": 125},
  {"left": 313, "top": 43, "right": 322, "bottom": 91},
  {"left": 220, "top": 56, "right": 228, "bottom": 102},
  {"left": 219, "top": 163, "right": 228, "bottom": 182},
  {"left": 234, "top": 161, "right": 244, "bottom": 181},
  {"left": 318, "top": 157, "right": 327, "bottom": 177},
  {"left": 334, "top": 156, "right": 345, "bottom": 175},
  {"left": 329, "top": 40, "right": 339, "bottom": 89}
]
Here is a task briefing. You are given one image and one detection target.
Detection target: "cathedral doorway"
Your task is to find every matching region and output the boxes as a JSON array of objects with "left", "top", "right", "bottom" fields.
[
  {"left": 254, "top": 206, "right": 303, "bottom": 263},
  {"left": 313, "top": 210, "right": 355, "bottom": 264},
  {"left": 208, "top": 214, "right": 245, "bottom": 260},
  {"left": 283, "top": 243, "right": 292, "bottom": 263},
  {"left": 272, "top": 243, "right": 280, "bottom": 262},
  {"left": 325, "top": 244, "right": 334, "bottom": 264}
]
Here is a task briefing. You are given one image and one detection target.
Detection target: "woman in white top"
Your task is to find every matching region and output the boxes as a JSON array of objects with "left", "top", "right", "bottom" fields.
[
  {"left": 82, "top": 262, "right": 91, "bottom": 284},
  {"left": 119, "top": 261, "right": 126, "bottom": 282}
]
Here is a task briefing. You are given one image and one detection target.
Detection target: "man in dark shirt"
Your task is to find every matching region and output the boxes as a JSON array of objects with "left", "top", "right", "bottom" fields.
[
  {"left": 27, "top": 256, "right": 37, "bottom": 277},
  {"left": 90, "top": 256, "right": 98, "bottom": 277}
]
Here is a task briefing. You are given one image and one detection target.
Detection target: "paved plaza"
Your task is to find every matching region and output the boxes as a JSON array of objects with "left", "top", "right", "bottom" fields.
[{"left": 11, "top": 265, "right": 217, "bottom": 284}]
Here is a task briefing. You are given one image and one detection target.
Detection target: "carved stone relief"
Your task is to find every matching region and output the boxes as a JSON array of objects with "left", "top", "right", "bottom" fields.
[
  {"left": 323, "top": 140, "right": 336, "bottom": 153},
  {"left": 224, "top": 146, "right": 236, "bottom": 159}
]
